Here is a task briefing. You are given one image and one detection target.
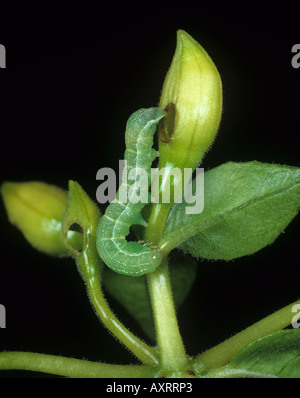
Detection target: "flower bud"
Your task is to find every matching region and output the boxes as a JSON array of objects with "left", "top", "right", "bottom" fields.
[
  {"left": 1, "top": 181, "right": 81, "bottom": 256},
  {"left": 158, "top": 30, "right": 222, "bottom": 172}
]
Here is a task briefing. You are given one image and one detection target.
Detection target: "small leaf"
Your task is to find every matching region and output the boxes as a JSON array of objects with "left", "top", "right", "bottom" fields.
[
  {"left": 161, "top": 161, "right": 300, "bottom": 260},
  {"left": 62, "top": 180, "right": 102, "bottom": 282},
  {"left": 102, "top": 252, "right": 197, "bottom": 341},
  {"left": 226, "top": 329, "right": 300, "bottom": 378}
]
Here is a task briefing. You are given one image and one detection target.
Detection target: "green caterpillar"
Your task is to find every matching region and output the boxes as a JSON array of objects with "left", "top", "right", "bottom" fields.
[{"left": 96, "top": 107, "right": 165, "bottom": 276}]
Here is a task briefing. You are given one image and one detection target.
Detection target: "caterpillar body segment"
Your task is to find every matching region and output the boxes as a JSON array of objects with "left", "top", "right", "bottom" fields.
[{"left": 96, "top": 108, "right": 165, "bottom": 276}]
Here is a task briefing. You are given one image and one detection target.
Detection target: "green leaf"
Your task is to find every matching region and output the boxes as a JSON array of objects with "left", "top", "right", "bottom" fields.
[
  {"left": 161, "top": 161, "right": 300, "bottom": 260},
  {"left": 62, "top": 180, "right": 103, "bottom": 282},
  {"left": 102, "top": 252, "right": 197, "bottom": 341},
  {"left": 226, "top": 329, "right": 300, "bottom": 378}
]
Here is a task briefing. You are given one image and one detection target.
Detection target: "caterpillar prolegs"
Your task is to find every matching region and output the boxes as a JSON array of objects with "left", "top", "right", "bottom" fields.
[{"left": 96, "top": 108, "right": 166, "bottom": 276}]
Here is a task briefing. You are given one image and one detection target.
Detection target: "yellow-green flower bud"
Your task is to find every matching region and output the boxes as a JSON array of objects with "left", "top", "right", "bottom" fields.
[
  {"left": 158, "top": 30, "right": 222, "bottom": 172},
  {"left": 1, "top": 181, "right": 81, "bottom": 256}
]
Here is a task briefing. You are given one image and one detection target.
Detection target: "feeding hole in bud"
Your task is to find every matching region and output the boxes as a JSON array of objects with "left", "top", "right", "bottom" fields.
[
  {"left": 64, "top": 222, "right": 84, "bottom": 255},
  {"left": 158, "top": 103, "right": 176, "bottom": 143}
]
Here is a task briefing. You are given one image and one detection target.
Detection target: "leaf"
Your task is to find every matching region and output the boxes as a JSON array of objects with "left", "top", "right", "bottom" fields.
[
  {"left": 102, "top": 252, "right": 197, "bottom": 341},
  {"left": 161, "top": 161, "right": 300, "bottom": 260},
  {"left": 62, "top": 180, "right": 103, "bottom": 282},
  {"left": 226, "top": 329, "right": 300, "bottom": 378}
]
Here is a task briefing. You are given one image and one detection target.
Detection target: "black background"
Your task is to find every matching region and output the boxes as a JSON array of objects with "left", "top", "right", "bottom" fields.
[{"left": 0, "top": 2, "right": 299, "bottom": 378}]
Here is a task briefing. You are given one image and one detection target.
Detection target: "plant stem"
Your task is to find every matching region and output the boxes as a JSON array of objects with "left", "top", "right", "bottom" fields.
[
  {"left": 147, "top": 260, "right": 188, "bottom": 370},
  {"left": 86, "top": 277, "right": 158, "bottom": 366},
  {"left": 0, "top": 351, "right": 153, "bottom": 378},
  {"left": 146, "top": 203, "right": 172, "bottom": 245},
  {"left": 146, "top": 202, "right": 188, "bottom": 371},
  {"left": 194, "top": 299, "right": 300, "bottom": 372},
  {"left": 62, "top": 182, "right": 158, "bottom": 367}
]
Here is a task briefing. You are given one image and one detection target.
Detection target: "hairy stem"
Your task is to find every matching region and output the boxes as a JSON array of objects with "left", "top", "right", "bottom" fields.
[
  {"left": 147, "top": 260, "right": 188, "bottom": 370},
  {"left": 194, "top": 299, "right": 300, "bottom": 372},
  {"left": 86, "top": 277, "right": 158, "bottom": 366},
  {"left": 62, "top": 181, "right": 159, "bottom": 367},
  {"left": 0, "top": 351, "right": 153, "bottom": 378},
  {"left": 146, "top": 202, "right": 188, "bottom": 370},
  {"left": 146, "top": 203, "right": 172, "bottom": 246}
]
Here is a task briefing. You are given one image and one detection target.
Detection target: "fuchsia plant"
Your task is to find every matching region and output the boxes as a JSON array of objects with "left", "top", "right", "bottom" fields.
[{"left": 1, "top": 30, "right": 300, "bottom": 378}]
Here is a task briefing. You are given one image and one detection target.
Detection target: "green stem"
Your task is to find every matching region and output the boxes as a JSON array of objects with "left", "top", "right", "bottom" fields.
[
  {"left": 146, "top": 202, "right": 172, "bottom": 245},
  {"left": 147, "top": 260, "right": 188, "bottom": 370},
  {"left": 63, "top": 182, "right": 158, "bottom": 367},
  {"left": 0, "top": 351, "right": 153, "bottom": 378},
  {"left": 146, "top": 202, "right": 188, "bottom": 371},
  {"left": 86, "top": 277, "right": 158, "bottom": 366},
  {"left": 194, "top": 299, "right": 300, "bottom": 373}
]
